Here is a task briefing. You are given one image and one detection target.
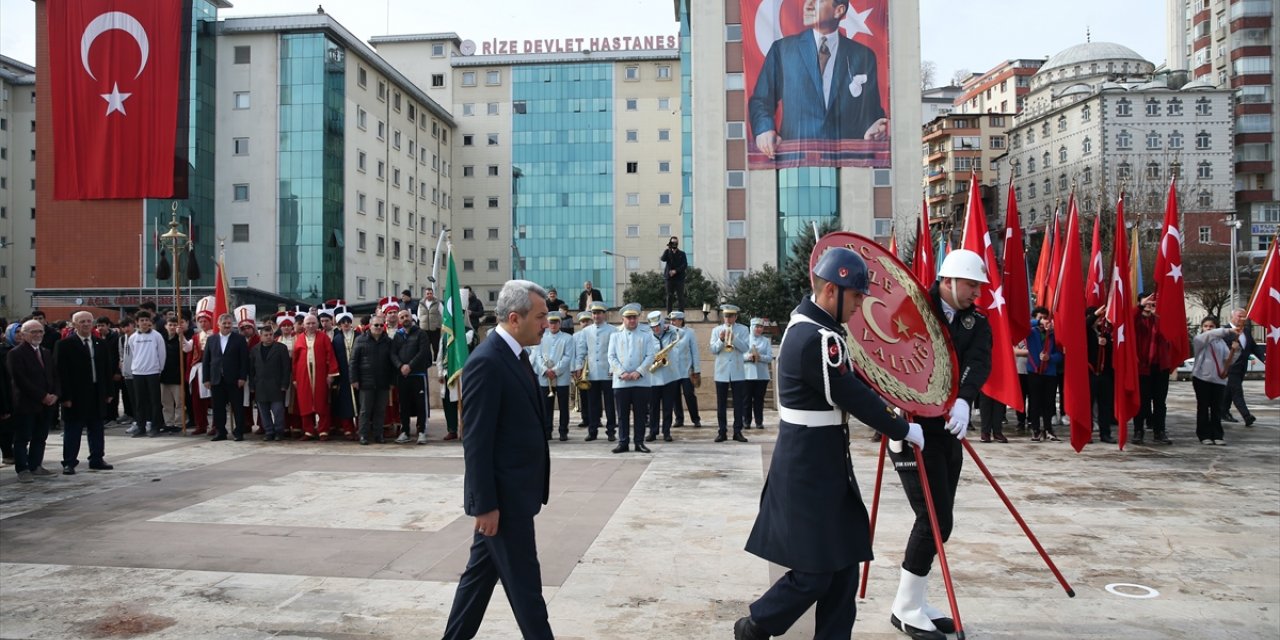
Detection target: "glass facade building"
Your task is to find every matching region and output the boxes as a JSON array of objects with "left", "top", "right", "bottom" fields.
[
  {"left": 511, "top": 63, "right": 617, "bottom": 302},
  {"left": 776, "top": 167, "right": 840, "bottom": 267},
  {"left": 277, "top": 33, "right": 345, "bottom": 302},
  {"left": 679, "top": 3, "right": 695, "bottom": 259}
]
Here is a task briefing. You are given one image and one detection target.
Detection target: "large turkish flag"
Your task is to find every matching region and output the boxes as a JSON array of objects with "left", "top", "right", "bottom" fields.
[{"left": 49, "top": 1, "right": 183, "bottom": 200}]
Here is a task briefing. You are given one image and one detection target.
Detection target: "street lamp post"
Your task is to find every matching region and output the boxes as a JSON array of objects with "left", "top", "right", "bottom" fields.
[
  {"left": 1225, "top": 216, "right": 1241, "bottom": 310},
  {"left": 601, "top": 249, "right": 633, "bottom": 305},
  {"left": 157, "top": 202, "right": 190, "bottom": 435}
]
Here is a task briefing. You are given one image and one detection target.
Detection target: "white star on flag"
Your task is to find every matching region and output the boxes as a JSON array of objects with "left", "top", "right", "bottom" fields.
[
  {"left": 1270, "top": 287, "right": 1280, "bottom": 305},
  {"left": 1269, "top": 325, "right": 1280, "bottom": 345},
  {"left": 988, "top": 285, "right": 1005, "bottom": 313},
  {"left": 1116, "top": 324, "right": 1126, "bottom": 344},
  {"left": 1167, "top": 263, "right": 1183, "bottom": 282},
  {"left": 100, "top": 83, "right": 131, "bottom": 116},
  {"left": 841, "top": 6, "right": 874, "bottom": 38}
]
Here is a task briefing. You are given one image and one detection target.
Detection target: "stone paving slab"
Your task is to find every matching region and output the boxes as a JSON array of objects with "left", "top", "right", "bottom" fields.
[{"left": 0, "top": 381, "right": 1275, "bottom": 639}]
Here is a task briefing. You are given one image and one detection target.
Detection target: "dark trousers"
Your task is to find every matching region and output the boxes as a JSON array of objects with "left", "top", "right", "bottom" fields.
[
  {"left": 358, "top": 388, "right": 390, "bottom": 440},
  {"left": 979, "top": 392, "right": 1005, "bottom": 437},
  {"left": 585, "top": 379, "right": 616, "bottom": 437},
  {"left": 747, "top": 379, "right": 769, "bottom": 427},
  {"left": 674, "top": 377, "right": 702, "bottom": 426},
  {"left": 665, "top": 278, "right": 686, "bottom": 313},
  {"left": 1016, "top": 373, "right": 1029, "bottom": 429},
  {"left": 1027, "top": 373, "right": 1057, "bottom": 434},
  {"left": 257, "top": 400, "right": 285, "bottom": 437},
  {"left": 1136, "top": 372, "right": 1170, "bottom": 436},
  {"left": 614, "top": 386, "right": 650, "bottom": 445},
  {"left": 1091, "top": 371, "right": 1115, "bottom": 439},
  {"left": 716, "top": 380, "right": 747, "bottom": 436},
  {"left": 62, "top": 417, "right": 106, "bottom": 469},
  {"left": 398, "top": 375, "right": 428, "bottom": 435},
  {"left": 0, "top": 416, "right": 14, "bottom": 460},
  {"left": 891, "top": 424, "right": 962, "bottom": 577},
  {"left": 117, "top": 377, "right": 135, "bottom": 419},
  {"left": 132, "top": 374, "right": 163, "bottom": 431},
  {"left": 442, "top": 516, "right": 553, "bottom": 640},
  {"left": 1224, "top": 372, "right": 1253, "bottom": 421},
  {"left": 647, "top": 381, "right": 679, "bottom": 437},
  {"left": 426, "top": 328, "right": 442, "bottom": 360},
  {"left": 541, "top": 385, "right": 569, "bottom": 437},
  {"left": 443, "top": 398, "right": 459, "bottom": 435},
  {"left": 210, "top": 380, "right": 246, "bottom": 437},
  {"left": 749, "top": 564, "right": 859, "bottom": 639},
  {"left": 1193, "top": 378, "right": 1227, "bottom": 442},
  {"left": 11, "top": 409, "right": 52, "bottom": 473}
]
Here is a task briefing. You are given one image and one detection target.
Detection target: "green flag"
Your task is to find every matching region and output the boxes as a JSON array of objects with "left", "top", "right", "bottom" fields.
[{"left": 442, "top": 248, "right": 470, "bottom": 386}]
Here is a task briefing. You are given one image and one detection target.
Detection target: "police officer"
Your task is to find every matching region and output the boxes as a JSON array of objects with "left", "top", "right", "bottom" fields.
[
  {"left": 887, "top": 249, "right": 991, "bottom": 640},
  {"left": 608, "top": 304, "right": 656, "bottom": 454},
  {"left": 668, "top": 311, "right": 703, "bottom": 428},
  {"left": 743, "top": 317, "right": 774, "bottom": 430},
  {"left": 736, "top": 247, "right": 924, "bottom": 640},
  {"left": 711, "top": 304, "right": 751, "bottom": 443},
  {"left": 533, "top": 312, "right": 574, "bottom": 441},
  {"left": 645, "top": 311, "right": 680, "bottom": 443},
  {"left": 574, "top": 302, "right": 617, "bottom": 442}
]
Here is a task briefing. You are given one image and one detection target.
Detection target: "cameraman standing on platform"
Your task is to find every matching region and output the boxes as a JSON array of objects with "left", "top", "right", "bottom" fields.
[{"left": 660, "top": 236, "right": 688, "bottom": 313}]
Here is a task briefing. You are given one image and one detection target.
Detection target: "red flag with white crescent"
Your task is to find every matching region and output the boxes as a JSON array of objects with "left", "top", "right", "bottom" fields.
[
  {"left": 960, "top": 175, "right": 1023, "bottom": 411},
  {"left": 1107, "top": 193, "right": 1140, "bottom": 448},
  {"left": 1246, "top": 236, "right": 1280, "bottom": 398},
  {"left": 1085, "top": 211, "right": 1106, "bottom": 309},
  {"left": 1003, "top": 182, "right": 1031, "bottom": 343},
  {"left": 913, "top": 198, "right": 935, "bottom": 286},
  {"left": 49, "top": 0, "right": 183, "bottom": 199},
  {"left": 1053, "top": 195, "right": 1092, "bottom": 452},
  {"left": 1154, "top": 178, "right": 1190, "bottom": 366}
]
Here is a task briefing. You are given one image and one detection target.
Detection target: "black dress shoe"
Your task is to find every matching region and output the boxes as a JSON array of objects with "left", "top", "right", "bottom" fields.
[
  {"left": 1245, "top": 415, "right": 1257, "bottom": 427},
  {"left": 233, "top": 435, "right": 244, "bottom": 442},
  {"left": 210, "top": 434, "right": 228, "bottom": 441},
  {"left": 1100, "top": 435, "right": 1116, "bottom": 444},
  {"left": 1223, "top": 414, "right": 1239, "bottom": 423},
  {"left": 733, "top": 433, "right": 749, "bottom": 443},
  {"left": 611, "top": 443, "right": 629, "bottom": 454},
  {"left": 931, "top": 616, "right": 956, "bottom": 634},
  {"left": 559, "top": 434, "right": 569, "bottom": 441},
  {"left": 714, "top": 433, "right": 727, "bottom": 442},
  {"left": 607, "top": 434, "right": 617, "bottom": 442},
  {"left": 584, "top": 434, "right": 598, "bottom": 442},
  {"left": 61, "top": 465, "right": 76, "bottom": 475},
  {"left": 692, "top": 422, "right": 702, "bottom": 428},
  {"left": 88, "top": 462, "right": 113, "bottom": 471},
  {"left": 889, "top": 614, "right": 946, "bottom": 640},
  {"left": 645, "top": 433, "right": 656, "bottom": 442},
  {"left": 359, "top": 437, "right": 369, "bottom": 445},
  {"left": 733, "top": 616, "right": 768, "bottom": 640},
  {"left": 663, "top": 434, "right": 673, "bottom": 442},
  {"left": 634, "top": 442, "right": 651, "bottom": 453}
]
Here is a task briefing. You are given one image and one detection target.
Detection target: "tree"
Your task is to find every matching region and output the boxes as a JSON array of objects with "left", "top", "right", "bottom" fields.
[
  {"left": 781, "top": 218, "right": 844, "bottom": 303},
  {"left": 622, "top": 267, "right": 721, "bottom": 313},
  {"left": 951, "top": 68, "right": 972, "bottom": 87},
  {"left": 1183, "top": 250, "right": 1232, "bottom": 322},
  {"left": 921, "top": 60, "right": 937, "bottom": 91},
  {"left": 729, "top": 264, "right": 792, "bottom": 330}
]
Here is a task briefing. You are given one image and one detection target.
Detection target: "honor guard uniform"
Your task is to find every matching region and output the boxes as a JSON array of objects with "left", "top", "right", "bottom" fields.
[
  {"left": 276, "top": 312, "right": 302, "bottom": 438},
  {"left": 575, "top": 302, "right": 618, "bottom": 441},
  {"left": 608, "top": 303, "right": 657, "bottom": 453},
  {"left": 743, "top": 318, "right": 774, "bottom": 430},
  {"left": 645, "top": 311, "right": 680, "bottom": 442},
  {"left": 533, "top": 312, "right": 574, "bottom": 441},
  {"left": 331, "top": 306, "right": 359, "bottom": 440},
  {"left": 573, "top": 311, "right": 593, "bottom": 427},
  {"left": 188, "top": 296, "right": 216, "bottom": 435},
  {"left": 668, "top": 311, "right": 703, "bottom": 428},
  {"left": 710, "top": 304, "right": 751, "bottom": 442},
  {"left": 887, "top": 249, "right": 992, "bottom": 640},
  {"left": 736, "top": 247, "right": 923, "bottom": 640}
]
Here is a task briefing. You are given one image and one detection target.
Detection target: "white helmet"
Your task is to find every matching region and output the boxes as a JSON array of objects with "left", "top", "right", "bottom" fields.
[{"left": 937, "top": 249, "right": 989, "bottom": 284}]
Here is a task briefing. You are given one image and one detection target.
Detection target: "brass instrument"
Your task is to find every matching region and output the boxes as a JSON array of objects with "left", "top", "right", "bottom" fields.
[
  {"left": 575, "top": 353, "right": 592, "bottom": 390},
  {"left": 543, "top": 358, "right": 556, "bottom": 397},
  {"left": 649, "top": 330, "right": 682, "bottom": 373},
  {"left": 749, "top": 341, "right": 759, "bottom": 363},
  {"left": 721, "top": 327, "right": 735, "bottom": 352}
]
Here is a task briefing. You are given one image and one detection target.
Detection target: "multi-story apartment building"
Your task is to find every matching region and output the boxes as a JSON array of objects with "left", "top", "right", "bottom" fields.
[
  {"left": 921, "top": 85, "right": 962, "bottom": 124},
  {"left": 1000, "top": 42, "right": 1235, "bottom": 253},
  {"left": 1166, "top": 0, "right": 1278, "bottom": 251},
  {"left": 0, "top": 55, "right": 37, "bottom": 318},
  {"left": 372, "top": 34, "right": 683, "bottom": 306},
  {"left": 954, "top": 59, "right": 1045, "bottom": 115},
  {"left": 923, "top": 112, "right": 1013, "bottom": 226}
]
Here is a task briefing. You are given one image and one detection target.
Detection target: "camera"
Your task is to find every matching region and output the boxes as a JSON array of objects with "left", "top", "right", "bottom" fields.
[{"left": 668, "top": 239, "right": 678, "bottom": 248}]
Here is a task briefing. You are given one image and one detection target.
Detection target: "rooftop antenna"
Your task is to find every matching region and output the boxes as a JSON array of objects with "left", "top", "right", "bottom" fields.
[{"left": 1085, "top": 25, "right": 1091, "bottom": 43}]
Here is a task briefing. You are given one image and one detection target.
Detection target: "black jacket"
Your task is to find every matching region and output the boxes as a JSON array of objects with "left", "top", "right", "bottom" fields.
[
  {"left": 8, "top": 343, "right": 59, "bottom": 416},
  {"left": 202, "top": 332, "right": 250, "bottom": 386},
  {"left": 577, "top": 288, "right": 603, "bottom": 312},
  {"left": 55, "top": 334, "right": 114, "bottom": 422},
  {"left": 351, "top": 332, "right": 396, "bottom": 389},
  {"left": 391, "top": 324, "right": 433, "bottom": 374},
  {"left": 660, "top": 246, "right": 688, "bottom": 282},
  {"left": 929, "top": 282, "right": 992, "bottom": 409},
  {"left": 1228, "top": 322, "right": 1266, "bottom": 376},
  {"left": 0, "top": 343, "right": 12, "bottom": 417},
  {"left": 161, "top": 331, "right": 183, "bottom": 384},
  {"left": 249, "top": 342, "right": 292, "bottom": 404}
]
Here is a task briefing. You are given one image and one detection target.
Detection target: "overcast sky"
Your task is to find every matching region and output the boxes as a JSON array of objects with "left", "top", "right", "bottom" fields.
[{"left": 1, "top": 0, "right": 1166, "bottom": 87}]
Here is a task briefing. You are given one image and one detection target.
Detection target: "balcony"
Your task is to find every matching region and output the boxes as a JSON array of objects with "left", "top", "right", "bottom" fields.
[{"left": 926, "top": 168, "right": 947, "bottom": 183}]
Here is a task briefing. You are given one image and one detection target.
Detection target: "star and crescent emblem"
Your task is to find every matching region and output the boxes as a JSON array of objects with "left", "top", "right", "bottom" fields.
[{"left": 80, "top": 11, "right": 151, "bottom": 117}]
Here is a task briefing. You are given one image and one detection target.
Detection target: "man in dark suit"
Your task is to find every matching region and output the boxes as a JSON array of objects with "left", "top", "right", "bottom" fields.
[
  {"left": 7, "top": 320, "right": 60, "bottom": 482},
  {"left": 660, "top": 236, "right": 689, "bottom": 313},
  {"left": 55, "top": 311, "right": 115, "bottom": 474},
  {"left": 1224, "top": 308, "right": 1266, "bottom": 427},
  {"left": 748, "top": 0, "right": 888, "bottom": 159},
  {"left": 202, "top": 313, "right": 250, "bottom": 441},
  {"left": 443, "top": 280, "right": 553, "bottom": 640}
]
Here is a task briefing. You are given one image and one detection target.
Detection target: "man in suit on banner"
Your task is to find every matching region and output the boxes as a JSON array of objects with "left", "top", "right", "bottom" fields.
[
  {"left": 443, "top": 280, "right": 553, "bottom": 640},
  {"left": 748, "top": 0, "right": 888, "bottom": 159}
]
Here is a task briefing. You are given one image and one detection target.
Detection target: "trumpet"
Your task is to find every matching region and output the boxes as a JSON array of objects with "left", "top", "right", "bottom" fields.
[
  {"left": 721, "top": 327, "right": 735, "bottom": 352},
  {"left": 575, "top": 356, "right": 592, "bottom": 391},
  {"left": 543, "top": 358, "right": 555, "bottom": 397},
  {"left": 749, "top": 342, "right": 758, "bottom": 363}
]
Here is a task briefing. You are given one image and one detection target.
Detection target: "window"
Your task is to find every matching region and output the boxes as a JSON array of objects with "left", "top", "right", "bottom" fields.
[
  {"left": 232, "top": 224, "right": 249, "bottom": 242},
  {"left": 1145, "top": 99, "right": 1160, "bottom": 116},
  {"left": 1146, "top": 131, "right": 1162, "bottom": 150},
  {"left": 1196, "top": 130, "right": 1211, "bottom": 149},
  {"left": 486, "top": 70, "right": 501, "bottom": 85},
  {"left": 1026, "top": 129, "right": 1035, "bottom": 144},
  {"left": 463, "top": 228, "right": 475, "bottom": 240},
  {"left": 625, "top": 66, "right": 639, "bottom": 80},
  {"left": 1042, "top": 151, "right": 1051, "bottom": 168},
  {"left": 233, "top": 46, "right": 251, "bottom": 64},
  {"left": 1081, "top": 105, "right": 1091, "bottom": 122},
  {"left": 463, "top": 134, "right": 474, "bottom": 146},
  {"left": 376, "top": 160, "right": 385, "bottom": 180},
  {"left": 393, "top": 168, "right": 401, "bottom": 187},
  {"left": 1028, "top": 183, "right": 1037, "bottom": 198},
  {"left": 462, "top": 71, "right": 476, "bottom": 87},
  {"left": 393, "top": 205, "right": 401, "bottom": 225},
  {"left": 1238, "top": 115, "right": 1272, "bottom": 134},
  {"left": 487, "top": 227, "right": 499, "bottom": 240},
  {"left": 1197, "top": 161, "right": 1212, "bottom": 180},
  {"left": 626, "top": 129, "right": 638, "bottom": 142},
  {"left": 1167, "top": 99, "right": 1183, "bottom": 116},
  {"left": 377, "top": 120, "right": 386, "bottom": 140},
  {"left": 1057, "top": 115, "right": 1067, "bottom": 131},
  {"left": 658, "top": 161, "right": 671, "bottom": 173},
  {"left": 626, "top": 193, "right": 640, "bottom": 206},
  {"left": 1041, "top": 122, "right": 1049, "bottom": 136},
  {"left": 232, "top": 137, "right": 249, "bottom": 155},
  {"left": 1059, "top": 146, "right": 1067, "bottom": 163},
  {"left": 487, "top": 165, "right": 499, "bottom": 177},
  {"left": 658, "top": 193, "right": 672, "bottom": 205},
  {"left": 1058, "top": 174, "right": 1068, "bottom": 191},
  {"left": 725, "top": 24, "right": 743, "bottom": 42},
  {"left": 377, "top": 81, "right": 386, "bottom": 101},
  {"left": 376, "top": 200, "right": 385, "bottom": 219},
  {"left": 233, "top": 184, "right": 249, "bottom": 201},
  {"left": 1169, "top": 130, "right": 1184, "bottom": 150},
  {"left": 1117, "top": 162, "right": 1132, "bottom": 180},
  {"left": 625, "top": 98, "right": 638, "bottom": 111},
  {"left": 1117, "top": 130, "right": 1132, "bottom": 150},
  {"left": 393, "top": 130, "right": 401, "bottom": 149},
  {"left": 1195, "top": 97, "right": 1212, "bottom": 116},
  {"left": 727, "top": 121, "right": 745, "bottom": 139},
  {"left": 1199, "top": 226, "right": 1212, "bottom": 243},
  {"left": 357, "top": 107, "right": 367, "bottom": 129},
  {"left": 1198, "top": 191, "right": 1212, "bottom": 208},
  {"left": 513, "top": 100, "right": 527, "bottom": 114},
  {"left": 463, "top": 197, "right": 474, "bottom": 209},
  {"left": 626, "top": 162, "right": 638, "bottom": 174},
  {"left": 393, "top": 240, "right": 401, "bottom": 260},
  {"left": 488, "top": 196, "right": 499, "bottom": 208},
  {"left": 357, "top": 277, "right": 367, "bottom": 298},
  {"left": 627, "top": 224, "right": 640, "bottom": 237},
  {"left": 1116, "top": 98, "right": 1131, "bottom": 117},
  {"left": 1082, "top": 137, "right": 1092, "bottom": 155},
  {"left": 377, "top": 281, "right": 386, "bottom": 298},
  {"left": 727, "top": 221, "right": 747, "bottom": 238},
  {"left": 658, "top": 129, "right": 671, "bottom": 141},
  {"left": 233, "top": 92, "right": 250, "bottom": 109},
  {"left": 656, "top": 65, "right": 672, "bottom": 79},
  {"left": 463, "top": 260, "right": 475, "bottom": 272},
  {"left": 431, "top": 74, "right": 445, "bottom": 88},
  {"left": 1028, "top": 157, "right": 1037, "bottom": 173},
  {"left": 357, "top": 67, "right": 367, "bottom": 87},
  {"left": 377, "top": 235, "right": 386, "bottom": 256},
  {"left": 727, "top": 171, "right": 746, "bottom": 188},
  {"left": 658, "top": 97, "right": 670, "bottom": 110},
  {"left": 487, "top": 133, "right": 499, "bottom": 146},
  {"left": 989, "top": 136, "right": 1006, "bottom": 149},
  {"left": 1082, "top": 166, "right": 1093, "bottom": 184}
]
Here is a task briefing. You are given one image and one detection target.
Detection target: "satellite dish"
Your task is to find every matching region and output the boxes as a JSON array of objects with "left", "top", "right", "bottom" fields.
[{"left": 460, "top": 40, "right": 476, "bottom": 56}]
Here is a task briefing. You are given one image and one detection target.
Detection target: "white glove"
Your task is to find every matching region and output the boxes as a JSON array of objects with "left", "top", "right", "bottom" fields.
[
  {"left": 904, "top": 422, "right": 925, "bottom": 451},
  {"left": 946, "top": 398, "right": 970, "bottom": 439}
]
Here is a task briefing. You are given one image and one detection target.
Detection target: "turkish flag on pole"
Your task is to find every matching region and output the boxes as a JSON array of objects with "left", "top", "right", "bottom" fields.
[
  {"left": 1047, "top": 207, "right": 1067, "bottom": 311},
  {"left": 913, "top": 199, "right": 935, "bottom": 287},
  {"left": 1052, "top": 195, "right": 1092, "bottom": 452},
  {"left": 1154, "top": 178, "right": 1190, "bottom": 366},
  {"left": 213, "top": 255, "right": 230, "bottom": 320},
  {"left": 1107, "top": 193, "right": 1140, "bottom": 449},
  {"left": 1032, "top": 220, "right": 1054, "bottom": 308},
  {"left": 49, "top": 1, "right": 183, "bottom": 200},
  {"left": 1085, "top": 213, "right": 1106, "bottom": 309},
  {"left": 1246, "top": 236, "right": 1280, "bottom": 398},
  {"left": 1003, "top": 183, "right": 1031, "bottom": 343},
  {"left": 960, "top": 175, "right": 1024, "bottom": 411}
]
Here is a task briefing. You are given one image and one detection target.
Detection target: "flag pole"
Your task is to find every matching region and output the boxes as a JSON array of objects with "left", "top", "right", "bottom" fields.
[
  {"left": 858, "top": 435, "right": 888, "bottom": 600},
  {"left": 911, "top": 444, "right": 964, "bottom": 639}
]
